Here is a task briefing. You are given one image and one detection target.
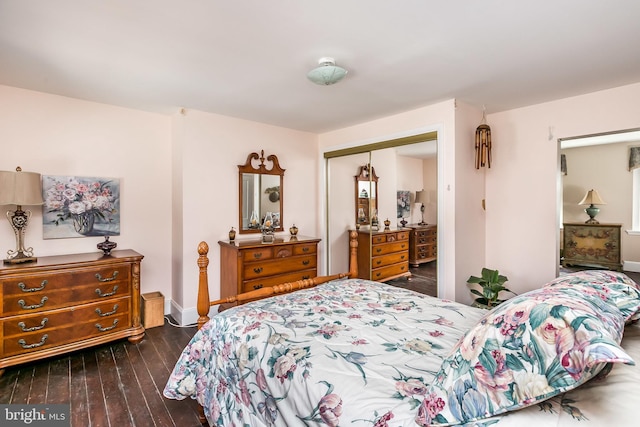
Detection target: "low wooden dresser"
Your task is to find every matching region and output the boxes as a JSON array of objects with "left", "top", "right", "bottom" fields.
[
  {"left": 407, "top": 224, "right": 437, "bottom": 267},
  {"left": 219, "top": 236, "right": 321, "bottom": 300},
  {"left": 355, "top": 228, "right": 411, "bottom": 282},
  {"left": 562, "top": 223, "right": 622, "bottom": 271},
  {"left": 0, "top": 250, "right": 145, "bottom": 372}
]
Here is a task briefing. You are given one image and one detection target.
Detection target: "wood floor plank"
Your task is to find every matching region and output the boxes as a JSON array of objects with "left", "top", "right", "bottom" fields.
[
  {"left": 95, "top": 344, "right": 135, "bottom": 426},
  {"left": 0, "top": 367, "right": 19, "bottom": 404},
  {"left": 83, "top": 348, "right": 110, "bottom": 426},
  {"left": 46, "top": 355, "right": 70, "bottom": 404},
  {"left": 112, "top": 342, "right": 156, "bottom": 427},
  {"left": 69, "top": 353, "right": 90, "bottom": 427}
]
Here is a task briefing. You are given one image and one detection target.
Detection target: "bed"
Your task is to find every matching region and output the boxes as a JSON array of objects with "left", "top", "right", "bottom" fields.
[{"left": 164, "top": 232, "right": 640, "bottom": 426}]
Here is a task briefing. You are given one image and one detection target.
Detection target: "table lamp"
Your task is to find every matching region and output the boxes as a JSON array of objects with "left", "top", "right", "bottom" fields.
[
  {"left": 578, "top": 189, "right": 605, "bottom": 224},
  {"left": 0, "top": 167, "right": 44, "bottom": 263}
]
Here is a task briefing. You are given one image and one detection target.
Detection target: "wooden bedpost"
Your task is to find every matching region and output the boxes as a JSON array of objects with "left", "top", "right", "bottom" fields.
[
  {"left": 196, "top": 241, "right": 210, "bottom": 330},
  {"left": 348, "top": 229, "right": 359, "bottom": 278}
]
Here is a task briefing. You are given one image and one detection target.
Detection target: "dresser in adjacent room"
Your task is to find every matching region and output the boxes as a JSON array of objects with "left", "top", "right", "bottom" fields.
[
  {"left": 219, "top": 235, "right": 321, "bottom": 301},
  {"left": 0, "top": 250, "right": 145, "bottom": 372},
  {"left": 406, "top": 224, "right": 437, "bottom": 267},
  {"left": 562, "top": 222, "right": 622, "bottom": 271},
  {"left": 355, "top": 228, "right": 411, "bottom": 282}
]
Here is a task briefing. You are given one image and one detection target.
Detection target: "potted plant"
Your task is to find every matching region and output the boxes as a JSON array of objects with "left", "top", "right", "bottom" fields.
[{"left": 467, "top": 268, "right": 514, "bottom": 309}]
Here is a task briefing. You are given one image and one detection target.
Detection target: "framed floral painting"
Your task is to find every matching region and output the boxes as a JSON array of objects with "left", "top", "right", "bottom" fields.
[
  {"left": 42, "top": 175, "right": 120, "bottom": 239},
  {"left": 397, "top": 190, "right": 410, "bottom": 219}
]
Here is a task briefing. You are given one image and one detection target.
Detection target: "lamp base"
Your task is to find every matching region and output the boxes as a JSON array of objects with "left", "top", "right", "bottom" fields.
[
  {"left": 584, "top": 205, "right": 600, "bottom": 224},
  {"left": 4, "top": 254, "right": 37, "bottom": 264}
]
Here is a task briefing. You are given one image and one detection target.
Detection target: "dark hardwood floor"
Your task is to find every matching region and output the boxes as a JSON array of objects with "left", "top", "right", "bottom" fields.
[
  {"left": 0, "top": 318, "right": 203, "bottom": 427},
  {"left": 387, "top": 260, "right": 438, "bottom": 297}
]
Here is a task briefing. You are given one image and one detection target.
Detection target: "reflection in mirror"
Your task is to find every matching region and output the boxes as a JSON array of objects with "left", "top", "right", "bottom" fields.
[
  {"left": 238, "top": 150, "right": 285, "bottom": 234},
  {"left": 355, "top": 164, "right": 379, "bottom": 226}
]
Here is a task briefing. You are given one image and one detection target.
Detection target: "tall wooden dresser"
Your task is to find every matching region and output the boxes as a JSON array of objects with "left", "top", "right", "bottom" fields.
[
  {"left": 0, "top": 250, "right": 145, "bottom": 372},
  {"left": 562, "top": 223, "right": 622, "bottom": 271},
  {"left": 407, "top": 224, "right": 437, "bottom": 267},
  {"left": 219, "top": 236, "right": 321, "bottom": 299},
  {"left": 355, "top": 228, "right": 411, "bottom": 282}
]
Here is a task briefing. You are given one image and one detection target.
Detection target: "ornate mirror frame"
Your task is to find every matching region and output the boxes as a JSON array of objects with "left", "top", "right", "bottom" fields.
[
  {"left": 238, "top": 150, "right": 285, "bottom": 234},
  {"left": 355, "top": 164, "right": 379, "bottom": 225}
]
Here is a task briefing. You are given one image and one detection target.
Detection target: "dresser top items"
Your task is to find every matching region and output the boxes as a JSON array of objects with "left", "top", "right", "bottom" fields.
[{"left": 0, "top": 250, "right": 143, "bottom": 275}]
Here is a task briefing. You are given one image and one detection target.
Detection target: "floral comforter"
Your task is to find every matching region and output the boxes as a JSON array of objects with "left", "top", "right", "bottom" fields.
[
  {"left": 163, "top": 277, "right": 640, "bottom": 426},
  {"left": 163, "top": 278, "right": 485, "bottom": 426}
]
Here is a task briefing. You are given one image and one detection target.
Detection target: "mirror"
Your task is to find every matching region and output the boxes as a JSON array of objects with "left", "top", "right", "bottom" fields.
[
  {"left": 355, "top": 164, "right": 378, "bottom": 225},
  {"left": 238, "top": 150, "right": 284, "bottom": 234}
]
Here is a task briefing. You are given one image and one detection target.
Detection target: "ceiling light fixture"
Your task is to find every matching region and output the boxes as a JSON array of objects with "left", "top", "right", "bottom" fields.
[{"left": 307, "top": 57, "right": 348, "bottom": 85}]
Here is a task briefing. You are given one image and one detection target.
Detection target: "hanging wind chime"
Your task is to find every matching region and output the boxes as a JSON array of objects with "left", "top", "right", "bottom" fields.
[{"left": 475, "top": 108, "right": 492, "bottom": 169}]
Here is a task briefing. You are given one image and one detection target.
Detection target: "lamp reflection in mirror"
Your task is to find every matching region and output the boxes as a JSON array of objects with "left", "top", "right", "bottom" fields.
[
  {"left": 579, "top": 189, "right": 606, "bottom": 224},
  {"left": 0, "top": 167, "right": 44, "bottom": 264},
  {"left": 415, "top": 190, "right": 430, "bottom": 225}
]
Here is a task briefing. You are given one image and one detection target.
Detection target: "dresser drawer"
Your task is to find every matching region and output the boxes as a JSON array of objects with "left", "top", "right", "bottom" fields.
[
  {"left": 242, "top": 247, "right": 275, "bottom": 262},
  {"left": 371, "top": 241, "right": 409, "bottom": 256},
  {"left": 371, "top": 262, "right": 409, "bottom": 282},
  {"left": 243, "top": 255, "right": 317, "bottom": 280},
  {"left": 1, "top": 297, "right": 131, "bottom": 357},
  {"left": 293, "top": 243, "right": 317, "bottom": 256},
  {"left": 2, "top": 296, "right": 131, "bottom": 338},
  {"left": 242, "top": 269, "right": 318, "bottom": 293},
  {"left": 372, "top": 252, "right": 408, "bottom": 268},
  {"left": 2, "top": 276, "right": 131, "bottom": 316}
]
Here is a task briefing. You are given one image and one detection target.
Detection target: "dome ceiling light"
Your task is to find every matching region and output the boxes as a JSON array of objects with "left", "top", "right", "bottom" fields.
[{"left": 306, "top": 57, "right": 348, "bottom": 86}]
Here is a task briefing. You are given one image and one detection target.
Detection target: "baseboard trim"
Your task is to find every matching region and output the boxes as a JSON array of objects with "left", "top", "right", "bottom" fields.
[
  {"left": 168, "top": 300, "right": 217, "bottom": 326},
  {"left": 624, "top": 261, "right": 640, "bottom": 273}
]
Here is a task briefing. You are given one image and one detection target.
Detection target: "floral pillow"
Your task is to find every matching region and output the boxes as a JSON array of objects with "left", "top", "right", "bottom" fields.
[
  {"left": 544, "top": 270, "right": 640, "bottom": 322},
  {"left": 416, "top": 285, "right": 635, "bottom": 426}
]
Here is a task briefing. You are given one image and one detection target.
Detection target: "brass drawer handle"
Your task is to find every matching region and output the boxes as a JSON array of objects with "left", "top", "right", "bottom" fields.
[
  {"left": 18, "top": 318, "right": 48, "bottom": 332},
  {"left": 302, "top": 275, "right": 310, "bottom": 279},
  {"left": 96, "top": 285, "right": 119, "bottom": 298},
  {"left": 96, "top": 304, "right": 119, "bottom": 317},
  {"left": 96, "top": 271, "right": 119, "bottom": 282},
  {"left": 18, "top": 296, "right": 48, "bottom": 310},
  {"left": 253, "top": 284, "right": 263, "bottom": 290},
  {"left": 302, "top": 247, "right": 309, "bottom": 252},
  {"left": 96, "top": 319, "right": 119, "bottom": 332},
  {"left": 18, "top": 334, "right": 48, "bottom": 349},
  {"left": 302, "top": 260, "right": 310, "bottom": 266},
  {"left": 18, "top": 280, "right": 47, "bottom": 293},
  {"left": 253, "top": 267, "right": 263, "bottom": 274},
  {"left": 253, "top": 253, "right": 262, "bottom": 259},
  {"left": 375, "top": 248, "right": 382, "bottom": 253},
  {"left": 96, "top": 319, "right": 118, "bottom": 332}
]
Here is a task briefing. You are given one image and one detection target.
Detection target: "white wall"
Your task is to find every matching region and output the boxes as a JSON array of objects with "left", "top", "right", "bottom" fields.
[
  {"left": 486, "top": 82, "right": 640, "bottom": 294},
  {"left": 174, "top": 109, "right": 319, "bottom": 324},
  {"left": 0, "top": 85, "right": 173, "bottom": 303}
]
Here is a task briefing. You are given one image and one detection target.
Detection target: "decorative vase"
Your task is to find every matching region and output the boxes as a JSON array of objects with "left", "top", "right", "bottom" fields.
[
  {"left": 289, "top": 224, "right": 299, "bottom": 236},
  {"left": 97, "top": 236, "right": 117, "bottom": 256},
  {"left": 228, "top": 227, "right": 236, "bottom": 242},
  {"left": 384, "top": 218, "right": 391, "bottom": 229},
  {"left": 72, "top": 211, "right": 95, "bottom": 235}
]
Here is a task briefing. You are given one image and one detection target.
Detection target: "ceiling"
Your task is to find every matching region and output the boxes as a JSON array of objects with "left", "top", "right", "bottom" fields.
[{"left": 2, "top": 1, "right": 640, "bottom": 134}]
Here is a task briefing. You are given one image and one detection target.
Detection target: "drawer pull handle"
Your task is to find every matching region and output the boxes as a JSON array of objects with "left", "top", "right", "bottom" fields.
[
  {"left": 18, "top": 334, "right": 48, "bottom": 349},
  {"left": 96, "top": 271, "right": 119, "bottom": 282},
  {"left": 253, "top": 284, "right": 263, "bottom": 290},
  {"left": 18, "top": 280, "right": 47, "bottom": 293},
  {"left": 96, "top": 319, "right": 119, "bottom": 332},
  {"left": 18, "top": 318, "right": 48, "bottom": 332},
  {"left": 302, "top": 260, "right": 310, "bottom": 266},
  {"left": 253, "top": 253, "right": 262, "bottom": 259},
  {"left": 302, "top": 247, "right": 309, "bottom": 252},
  {"left": 376, "top": 260, "right": 382, "bottom": 265},
  {"left": 96, "top": 285, "right": 119, "bottom": 298},
  {"left": 96, "top": 304, "right": 119, "bottom": 317},
  {"left": 18, "top": 296, "right": 48, "bottom": 310},
  {"left": 302, "top": 275, "right": 310, "bottom": 279},
  {"left": 253, "top": 267, "right": 263, "bottom": 274},
  {"left": 375, "top": 248, "right": 382, "bottom": 253}
]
